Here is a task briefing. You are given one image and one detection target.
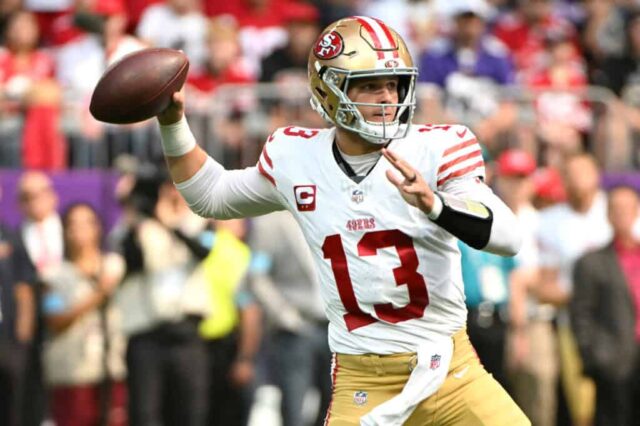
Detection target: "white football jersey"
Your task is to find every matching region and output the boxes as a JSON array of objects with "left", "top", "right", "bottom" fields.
[{"left": 255, "top": 123, "right": 486, "bottom": 355}]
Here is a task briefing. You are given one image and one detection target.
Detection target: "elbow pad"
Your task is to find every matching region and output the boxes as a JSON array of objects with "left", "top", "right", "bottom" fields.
[{"left": 431, "top": 191, "right": 493, "bottom": 250}]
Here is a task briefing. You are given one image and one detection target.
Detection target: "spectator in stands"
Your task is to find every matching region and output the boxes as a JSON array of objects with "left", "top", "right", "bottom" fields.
[
  {"left": 596, "top": 12, "right": 640, "bottom": 96},
  {"left": 199, "top": 219, "right": 262, "bottom": 426},
  {"left": 524, "top": 29, "right": 591, "bottom": 168},
  {"left": 536, "top": 153, "right": 612, "bottom": 426},
  {"left": 248, "top": 211, "right": 332, "bottom": 426},
  {"left": 184, "top": 16, "right": 256, "bottom": 160},
  {"left": 260, "top": 2, "right": 320, "bottom": 84},
  {"left": 571, "top": 185, "right": 640, "bottom": 426},
  {"left": 493, "top": 0, "right": 577, "bottom": 78},
  {"left": 59, "top": 0, "right": 148, "bottom": 168},
  {"left": 114, "top": 174, "right": 210, "bottom": 426},
  {"left": 0, "top": 0, "right": 21, "bottom": 44},
  {"left": 16, "top": 171, "right": 64, "bottom": 426},
  {"left": 187, "top": 17, "right": 254, "bottom": 103},
  {"left": 22, "top": 0, "right": 74, "bottom": 46},
  {"left": 419, "top": 0, "right": 517, "bottom": 149},
  {"left": 580, "top": 0, "right": 627, "bottom": 85},
  {"left": 207, "top": 109, "right": 261, "bottom": 169},
  {"left": 598, "top": 12, "right": 640, "bottom": 169},
  {"left": 123, "top": 0, "right": 162, "bottom": 33},
  {"left": 256, "top": 2, "right": 321, "bottom": 139},
  {"left": 532, "top": 166, "right": 566, "bottom": 210},
  {"left": 41, "top": 203, "right": 127, "bottom": 426},
  {"left": 136, "top": 0, "right": 208, "bottom": 72},
  {"left": 18, "top": 172, "right": 64, "bottom": 276},
  {"left": 209, "top": 0, "right": 289, "bottom": 77},
  {"left": 497, "top": 150, "right": 558, "bottom": 426},
  {"left": 0, "top": 187, "right": 36, "bottom": 426},
  {"left": 0, "top": 11, "right": 66, "bottom": 169}
]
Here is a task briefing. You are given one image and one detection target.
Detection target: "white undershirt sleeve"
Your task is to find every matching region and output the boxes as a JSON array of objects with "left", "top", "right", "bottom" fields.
[
  {"left": 441, "top": 178, "right": 522, "bottom": 256},
  {"left": 174, "top": 156, "right": 286, "bottom": 219}
]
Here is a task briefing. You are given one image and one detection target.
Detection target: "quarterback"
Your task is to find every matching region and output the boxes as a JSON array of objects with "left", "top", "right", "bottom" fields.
[{"left": 156, "top": 16, "right": 529, "bottom": 426}]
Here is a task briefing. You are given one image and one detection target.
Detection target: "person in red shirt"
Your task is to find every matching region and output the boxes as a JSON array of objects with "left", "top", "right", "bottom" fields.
[
  {"left": 208, "top": 0, "right": 299, "bottom": 80},
  {"left": 187, "top": 17, "right": 255, "bottom": 96},
  {"left": 185, "top": 17, "right": 259, "bottom": 168},
  {"left": 493, "top": 0, "right": 577, "bottom": 77},
  {"left": 522, "top": 30, "right": 591, "bottom": 169},
  {"left": 0, "top": 11, "right": 66, "bottom": 169},
  {"left": 571, "top": 186, "right": 640, "bottom": 426}
]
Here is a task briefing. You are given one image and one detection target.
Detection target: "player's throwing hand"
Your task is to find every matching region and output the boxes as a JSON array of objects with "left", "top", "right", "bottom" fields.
[
  {"left": 383, "top": 147, "right": 436, "bottom": 215},
  {"left": 157, "top": 89, "right": 186, "bottom": 126}
]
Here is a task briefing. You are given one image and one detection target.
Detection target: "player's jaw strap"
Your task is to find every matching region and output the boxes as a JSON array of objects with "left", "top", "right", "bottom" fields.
[{"left": 430, "top": 191, "right": 493, "bottom": 250}]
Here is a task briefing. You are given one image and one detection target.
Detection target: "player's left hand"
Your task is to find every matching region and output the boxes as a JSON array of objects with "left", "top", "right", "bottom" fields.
[{"left": 383, "top": 148, "right": 436, "bottom": 215}]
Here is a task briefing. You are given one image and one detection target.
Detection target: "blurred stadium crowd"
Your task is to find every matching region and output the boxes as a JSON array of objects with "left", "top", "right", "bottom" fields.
[{"left": 1, "top": 0, "right": 640, "bottom": 425}]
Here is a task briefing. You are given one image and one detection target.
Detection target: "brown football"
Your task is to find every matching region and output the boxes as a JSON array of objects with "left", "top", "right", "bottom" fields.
[{"left": 90, "top": 48, "right": 189, "bottom": 124}]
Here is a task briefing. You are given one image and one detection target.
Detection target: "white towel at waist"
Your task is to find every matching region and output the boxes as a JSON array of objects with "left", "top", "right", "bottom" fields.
[{"left": 360, "top": 335, "right": 454, "bottom": 426}]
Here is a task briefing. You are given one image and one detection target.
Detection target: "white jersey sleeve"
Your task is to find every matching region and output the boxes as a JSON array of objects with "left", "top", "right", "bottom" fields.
[{"left": 173, "top": 128, "right": 287, "bottom": 219}]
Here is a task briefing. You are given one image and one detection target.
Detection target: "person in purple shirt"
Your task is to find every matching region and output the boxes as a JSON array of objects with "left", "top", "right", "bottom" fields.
[{"left": 419, "top": 0, "right": 517, "bottom": 149}]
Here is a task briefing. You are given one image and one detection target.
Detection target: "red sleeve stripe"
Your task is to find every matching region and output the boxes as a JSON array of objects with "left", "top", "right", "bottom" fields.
[
  {"left": 442, "top": 138, "right": 478, "bottom": 157},
  {"left": 372, "top": 17, "right": 399, "bottom": 58},
  {"left": 353, "top": 16, "right": 385, "bottom": 59},
  {"left": 258, "top": 161, "right": 276, "bottom": 187},
  {"left": 437, "top": 161, "right": 485, "bottom": 187},
  {"left": 261, "top": 146, "right": 273, "bottom": 168},
  {"left": 437, "top": 148, "right": 482, "bottom": 175}
]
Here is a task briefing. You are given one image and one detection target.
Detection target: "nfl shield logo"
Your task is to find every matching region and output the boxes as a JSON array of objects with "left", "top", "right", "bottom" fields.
[
  {"left": 353, "top": 390, "right": 368, "bottom": 406},
  {"left": 351, "top": 189, "right": 364, "bottom": 204},
  {"left": 430, "top": 354, "right": 441, "bottom": 370}
]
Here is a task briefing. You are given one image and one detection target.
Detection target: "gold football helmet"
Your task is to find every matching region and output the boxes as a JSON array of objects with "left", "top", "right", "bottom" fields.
[{"left": 308, "top": 16, "right": 418, "bottom": 144}]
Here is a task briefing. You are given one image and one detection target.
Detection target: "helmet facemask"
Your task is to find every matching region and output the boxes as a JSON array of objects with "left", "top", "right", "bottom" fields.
[{"left": 310, "top": 65, "right": 418, "bottom": 145}]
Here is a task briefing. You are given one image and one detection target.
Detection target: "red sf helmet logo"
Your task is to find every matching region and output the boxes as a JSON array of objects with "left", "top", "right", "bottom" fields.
[
  {"left": 385, "top": 59, "right": 399, "bottom": 68},
  {"left": 314, "top": 31, "right": 344, "bottom": 60}
]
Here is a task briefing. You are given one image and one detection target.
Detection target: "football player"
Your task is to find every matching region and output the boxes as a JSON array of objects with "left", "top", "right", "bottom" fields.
[{"left": 155, "top": 16, "right": 529, "bottom": 426}]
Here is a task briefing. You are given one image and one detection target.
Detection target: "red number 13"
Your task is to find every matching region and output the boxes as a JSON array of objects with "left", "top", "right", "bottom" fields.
[{"left": 322, "top": 230, "right": 429, "bottom": 332}]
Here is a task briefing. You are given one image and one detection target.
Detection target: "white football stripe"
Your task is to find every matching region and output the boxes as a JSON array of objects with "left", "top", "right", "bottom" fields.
[{"left": 355, "top": 16, "right": 395, "bottom": 58}]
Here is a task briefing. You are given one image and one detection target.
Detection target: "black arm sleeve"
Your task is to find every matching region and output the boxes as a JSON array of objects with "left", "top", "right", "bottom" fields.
[{"left": 432, "top": 192, "right": 494, "bottom": 250}]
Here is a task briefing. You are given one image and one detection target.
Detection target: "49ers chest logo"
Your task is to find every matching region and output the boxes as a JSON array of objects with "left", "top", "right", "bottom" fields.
[{"left": 314, "top": 31, "right": 344, "bottom": 59}]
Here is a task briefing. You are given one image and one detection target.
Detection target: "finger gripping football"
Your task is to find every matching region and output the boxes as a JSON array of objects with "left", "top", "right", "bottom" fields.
[{"left": 90, "top": 48, "right": 189, "bottom": 124}]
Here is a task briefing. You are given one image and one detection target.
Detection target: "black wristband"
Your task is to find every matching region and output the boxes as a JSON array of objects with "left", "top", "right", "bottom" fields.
[{"left": 432, "top": 192, "right": 493, "bottom": 250}]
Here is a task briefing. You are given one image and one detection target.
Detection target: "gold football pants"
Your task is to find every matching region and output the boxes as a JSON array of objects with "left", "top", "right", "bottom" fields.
[{"left": 325, "top": 329, "right": 530, "bottom": 425}]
